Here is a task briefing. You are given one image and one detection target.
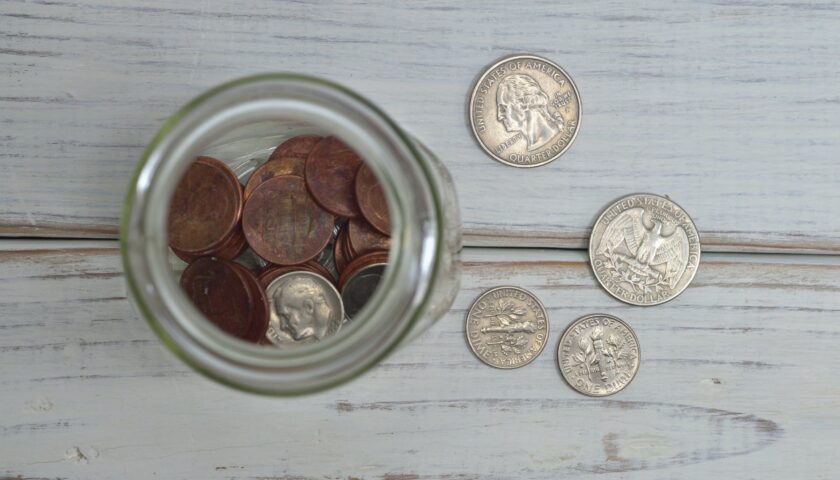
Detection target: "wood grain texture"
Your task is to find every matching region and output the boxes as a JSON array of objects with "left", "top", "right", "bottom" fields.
[
  {"left": 2, "top": 241, "right": 839, "bottom": 478},
  {"left": 2, "top": 1, "right": 840, "bottom": 251}
]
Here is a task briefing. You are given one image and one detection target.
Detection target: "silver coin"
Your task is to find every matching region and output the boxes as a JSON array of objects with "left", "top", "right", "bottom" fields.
[
  {"left": 469, "top": 54, "right": 581, "bottom": 168},
  {"left": 465, "top": 286, "right": 549, "bottom": 369},
  {"left": 589, "top": 193, "right": 701, "bottom": 306},
  {"left": 557, "top": 314, "right": 640, "bottom": 397},
  {"left": 341, "top": 263, "right": 385, "bottom": 321},
  {"left": 264, "top": 271, "right": 344, "bottom": 346}
]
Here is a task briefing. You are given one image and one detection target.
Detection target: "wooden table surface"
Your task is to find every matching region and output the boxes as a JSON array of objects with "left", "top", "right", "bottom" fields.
[{"left": 2, "top": 1, "right": 839, "bottom": 478}]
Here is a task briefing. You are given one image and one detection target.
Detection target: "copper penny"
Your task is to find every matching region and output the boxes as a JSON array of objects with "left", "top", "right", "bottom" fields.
[
  {"left": 180, "top": 256, "right": 260, "bottom": 342},
  {"left": 268, "top": 134, "right": 322, "bottom": 161},
  {"left": 172, "top": 226, "right": 246, "bottom": 263},
  {"left": 333, "top": 224, "right": 351, "bottom": 275},
  {"left": 244, "top": 157, "right": 306, "bottom": 198},
  {"left": 305, "top": 136, "right": 363, "bottom": 218},
  {"left": 230, "top": 261, "right": 270, "bottom": 342},
  {"left": 258, "top": 261, "right": 335, "bottom": 289},
  {"left": 243, "top": 175, "right": 335, "bottom": 265},
  {"left": 348, "top": 218, "right": 390, "bottom": 257},
  {"left": 168, "top": 156, "right": 243, "bottom": 255},
  {"left": 355, "top": 164, "right": 391, "bottom": 235},
  {"left": 338, "top": 250, "right": 389, "bottom": 291}
]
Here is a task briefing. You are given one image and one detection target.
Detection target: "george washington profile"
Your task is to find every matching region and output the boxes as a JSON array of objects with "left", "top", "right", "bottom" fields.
[{"left": 496, "top": 74, "right": 565, "bottom": 151}]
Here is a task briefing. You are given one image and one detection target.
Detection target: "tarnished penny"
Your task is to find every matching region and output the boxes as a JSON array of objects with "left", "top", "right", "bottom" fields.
[
  {"left": 557, "top": 314, "right": 640, "bottom": 397},
  {"left": 348, "top": 218, "right": 390, "bottom": 257},
  {"left": 469, "top": 54, "right": 581, "bottom": 168},
  {"left": 244, "top": 157, "right": 305, "bottom": 198},
  {"left": 168, "top": 156, "right": 243, "bottom": 254},
  {"left": 465, "top": 286, "right": 549, "bottom": 369},
  {"left": 180, "top": 257, "right": 261, "bottom": 342},
  {"left": 258, "top": 261, "right": 335, "bottom": 289},
  {"left": 333, "top": 223, "right": 352, "bottom": 275},
  {"left": 242, "top": 175, "right": 335, "bottom": 265},
  {"left": 171, "top": 226, "right": 245, "bottom": 263},
  {"left": 341, "top": 263, "right": 386, "bottom": 320},
  {"left": 264, "top": 271, "right": 344, "bottom": 346},
  {"left": 268, "top": 134, "right": 322, "bottom": 161},
  {"left": 338, "top": 250, "right": 389, "bottom": 291},
  {"left": 229, "top": 261, "right": 270, "bottom": 342},
  {"left": 589, "top": 193, "right": 701, "bottom": 306},
  {"left": 355, "top": 164, "right": 390, "bottom": 235},
  {"left": 305, "top": 136, "right": 363, "bottom": 218}
]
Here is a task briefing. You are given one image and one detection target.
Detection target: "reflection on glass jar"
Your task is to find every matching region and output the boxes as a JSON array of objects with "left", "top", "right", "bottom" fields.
[{"left": 121, "top": 74, "right": 461, "bottom": 395}]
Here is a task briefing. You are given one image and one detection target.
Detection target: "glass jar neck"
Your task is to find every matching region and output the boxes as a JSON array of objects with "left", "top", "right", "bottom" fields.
[{"left": 121, "top": 74, "right": 444, "bottom": 394}]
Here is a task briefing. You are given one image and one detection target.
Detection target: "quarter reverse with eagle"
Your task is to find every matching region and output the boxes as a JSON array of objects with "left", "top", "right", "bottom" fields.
[{"left": 589, "top": 193, "right": 701, "bottom": 306}]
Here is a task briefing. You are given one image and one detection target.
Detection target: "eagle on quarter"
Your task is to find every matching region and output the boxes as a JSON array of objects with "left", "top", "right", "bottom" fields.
[{"left": 596, "top": 208, "right": 689, "bottom": 289}]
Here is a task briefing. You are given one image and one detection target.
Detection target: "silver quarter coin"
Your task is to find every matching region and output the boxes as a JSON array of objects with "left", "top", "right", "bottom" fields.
[
  {"left": 557, "top": 314, "right": 640, "bottom": 397},
  {"left": 465, "top": 286, "right": 549, "bottom": 369},
  {"left": 340, "top": 263, "right": 385, "bottom": 321},
  {"left": 264, "top": 271, "right": 344, "bottom": 346},
  {"left": 469, "top": 54, "right": 581, "bottom": 168},
  {"left": 589, "top": 193, "right": 701, "bottom": 306}
]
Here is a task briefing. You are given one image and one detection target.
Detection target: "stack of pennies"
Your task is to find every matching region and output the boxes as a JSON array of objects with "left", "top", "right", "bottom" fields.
[{"left": 168, "top": 135, "right": 391, "bottom": 346}]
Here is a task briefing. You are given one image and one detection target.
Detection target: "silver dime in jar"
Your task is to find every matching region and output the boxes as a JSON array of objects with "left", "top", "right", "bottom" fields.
[
  {"left": 465, "top": 286, "right": 549, "bottom": 369},
  {"left": 469, "top": 54, "right": 581, "bottom": 168},
  {"left": 264, "top": 271, "right": 344, "bottom": 346},
  {"left": 557, "top": 314, "right": 640, "bottom": 397},
  {"left": 589, "top": 193, "right": 701, "bottom": 306},
  {"left": 341, "top": 263, "right": 385, "bottom": 321}
]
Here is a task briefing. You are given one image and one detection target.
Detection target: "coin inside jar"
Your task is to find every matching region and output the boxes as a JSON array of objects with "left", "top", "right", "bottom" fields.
[
  {"left": 340, "top": 263, "right": 386, "bottom": 320},
  {"left": 268, "top": 134, "right": 322, "bottom": 161},
  {"left": 305, "top": 136, "right": 363, "bottom": 218},
  {"left": 168, "top": 156, "right": 243, "bottom": 257},
  {"left": 244, "top": 157, "right": 305, "bottom": 198},
  {"left": 264, "top": 271, "right": 344, "bottom": 346},
  {"left": 242, "top": 175, "right": 335, "bottom": 265},
  {"left": 347, "top": 218, "right": 390, "bottom": 257},
  {"left": 355, "top": 164, "right": 391, "bottom": 235},
  {"left": 180, "top": 256, "right": 265, "bottom": 342}
]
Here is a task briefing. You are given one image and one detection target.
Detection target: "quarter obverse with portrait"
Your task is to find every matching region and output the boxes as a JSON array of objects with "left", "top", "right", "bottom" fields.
[{"left": 469, "top": 54, "right": 582, "bottom": 168}]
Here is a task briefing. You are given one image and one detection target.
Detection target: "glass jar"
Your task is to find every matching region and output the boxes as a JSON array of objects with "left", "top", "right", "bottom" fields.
[{"left": 120, "top": 74, "right": 461, "bottom": 395}]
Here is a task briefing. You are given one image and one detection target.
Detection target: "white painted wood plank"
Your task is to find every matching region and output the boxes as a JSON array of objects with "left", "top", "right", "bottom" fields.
[
  {"left": 1, "top": 242, "right": 838, "bottom": 478},
  {"left": 2, "top": 1, "right": 840, "bottom": 251}
]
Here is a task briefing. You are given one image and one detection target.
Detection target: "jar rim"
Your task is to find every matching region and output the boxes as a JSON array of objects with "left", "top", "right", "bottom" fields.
[{"left": 120, "top": 73, "right": 444, "bottom": 395}]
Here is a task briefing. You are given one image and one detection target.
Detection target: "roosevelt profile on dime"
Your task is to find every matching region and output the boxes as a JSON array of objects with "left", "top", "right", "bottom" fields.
[
  {"left": 267, "top": 274, "right": 341, "bottom": 343},
  {"left": 589, "top": 193, "right": 701, "bottom": 306}
]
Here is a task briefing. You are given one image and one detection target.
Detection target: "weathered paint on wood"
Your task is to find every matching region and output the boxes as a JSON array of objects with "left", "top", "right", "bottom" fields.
[
  {"left": 1, "top": 242, "right": 838, "bottom": 478},
  {"left": 2, "top": 1, "right": 840, "bottom": 252}
]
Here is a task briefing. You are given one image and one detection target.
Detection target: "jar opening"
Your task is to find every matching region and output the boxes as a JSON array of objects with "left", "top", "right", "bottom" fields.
[{"left": 121, "top": 74, "right": 443, "bottom": 394}]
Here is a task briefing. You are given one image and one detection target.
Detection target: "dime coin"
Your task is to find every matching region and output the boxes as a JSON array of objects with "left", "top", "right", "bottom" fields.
[
  {"left": 589, "top": 193, "right": 701, "bottom": 306},
  {"left": 469, "top": 54, "right": 581, "bottom": 168},
  {"left": 341, "top": 263, "right": 386, "bottom": 320},
  {"left": 338, "top": 250, "right": 389, "bottom": 292},
  {"left": 305, "top": 136, "right": 363, "bottom": 218},
  {"left": 268, "top": 134, "right": 323, "bottom": 161},
  {"left": 348, "top": 218, "right": 390, "bottom": 257},
  {"left": 180, "top": 256, "right": 263, "bottom": 342},
  {"left": 557, "top": 314, "right": 640, "bottom": 397},
  {"left": 465, "top": 286, "right": 549, "bottom": 369},
  {"left": 355, "top": 164, "right": 391, "bottom": 235},
  {"left": 264, "top": 271, "right": 344, "bottom": 346},
  {"left": 243, "top": 157, "right": 305, "bottom": 198},
  {"left": 242, "top": 175, "right": 335, "bottom": 265},
  {"left": 168, "top": 156, "right": 243, "bottom": 255}
]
